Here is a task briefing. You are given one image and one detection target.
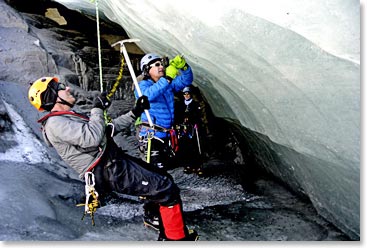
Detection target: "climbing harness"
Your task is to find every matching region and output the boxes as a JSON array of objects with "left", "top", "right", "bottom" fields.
[
  {"left": 76, "top": 172, "right": 100, "bottom": 226},
  {"left": 139, "top": 131, "right": 165, "bottom": 163},
  {"left": 138, "top": 122, "right": 178, "bottom": 163},
  {"left": 176, "top": 124, "right": 193, "bottom": 139}
]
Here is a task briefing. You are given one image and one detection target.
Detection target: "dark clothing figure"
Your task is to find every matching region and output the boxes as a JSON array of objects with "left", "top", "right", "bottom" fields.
[
  {"left": 175, "top": 88, "right": 203, "bottom": 175},
  {"left": 176, "top": 96, "right": 201, "bottom": 126}
]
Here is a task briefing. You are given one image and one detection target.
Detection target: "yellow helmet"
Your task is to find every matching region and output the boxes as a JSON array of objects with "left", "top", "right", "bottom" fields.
[{"left": 28, "top": 77, "right": 59, "bottom": 112}]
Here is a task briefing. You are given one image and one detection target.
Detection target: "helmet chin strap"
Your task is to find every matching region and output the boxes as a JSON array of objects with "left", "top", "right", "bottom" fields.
[{"left": 56, "top": 96, "right": 74, "bottom": 108}]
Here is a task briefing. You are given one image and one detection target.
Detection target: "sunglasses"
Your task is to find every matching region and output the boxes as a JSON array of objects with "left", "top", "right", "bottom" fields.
[
  {"left": 48, "top": 82, "right": 66, "bottom": 93},
  {"left": 149, "top": 61, "right": 163, "bottom": 68},
  {"left": 56, "top": 83, "right": 66, "bottom": 91}
]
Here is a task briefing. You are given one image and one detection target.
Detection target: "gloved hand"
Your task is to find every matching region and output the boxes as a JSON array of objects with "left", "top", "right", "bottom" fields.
[
  {"left": 165, "top": 65, "right": 178, "bottom": 81},
  {"left": 170, "top": 55, "right": 187, "bottom": 70},
  {"left": 132, "top": 95, "right": 150, "bottom": 117},
  {"left": 93, "top": 92, "right": 111, "bottom": 110}
]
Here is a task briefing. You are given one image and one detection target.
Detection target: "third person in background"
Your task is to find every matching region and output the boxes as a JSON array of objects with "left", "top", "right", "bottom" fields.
[{"left": 175, "top": 86, "right": 203, "bottom": 176}]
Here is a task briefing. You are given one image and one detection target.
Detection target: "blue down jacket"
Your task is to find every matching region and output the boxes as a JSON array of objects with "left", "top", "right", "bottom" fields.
[{"left": 136, "top": 66, "right": 193, "bottom": 138}]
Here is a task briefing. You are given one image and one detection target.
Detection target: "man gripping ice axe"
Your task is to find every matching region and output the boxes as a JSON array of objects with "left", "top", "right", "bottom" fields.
[{"left": 110, "top": 39, "right": 199, "bottom": 240}]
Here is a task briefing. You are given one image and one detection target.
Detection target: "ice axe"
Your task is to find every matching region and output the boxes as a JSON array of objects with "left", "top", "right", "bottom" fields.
[
  {"left": 194, "top": 124, "right": 202, "bottom": 155},
  {"left": 111, "top": 39, "right": 154, "bottom": 128}
]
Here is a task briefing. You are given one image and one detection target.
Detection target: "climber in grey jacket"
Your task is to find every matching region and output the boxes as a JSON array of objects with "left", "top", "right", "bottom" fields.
[{"left": 28, "top": 76, "right": 198, "bottom": 241}]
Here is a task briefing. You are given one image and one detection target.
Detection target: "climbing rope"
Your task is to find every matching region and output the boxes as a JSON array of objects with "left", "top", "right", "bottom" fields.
[
  {"left": 75, "top": 1, "right": 128, "bottom": 226},
  {"left": 90, "top": 0, "right": 108, "bottom": 123},
  {"left": 104, "top": 55, "right": 125, "bottom": 124},
  {"left": 90, "top": 0, "right": 126, "bottom": 101},
  {"left": 107, "top": 56, "right": 125, "bottom": 99},
  {"left": 89, "top": 0, "right": 104, "bottom": 91},
  {"left": 94, "top": 0, "right": 127, "bottom": 123}
]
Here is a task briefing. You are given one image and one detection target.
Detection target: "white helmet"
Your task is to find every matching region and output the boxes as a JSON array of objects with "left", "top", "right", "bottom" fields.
[
  {"left": 182, "top": 86, "right": 191, "bottom": 93},
  {"left": 140, "top": 53, "right": 161, "bottom": 71}
]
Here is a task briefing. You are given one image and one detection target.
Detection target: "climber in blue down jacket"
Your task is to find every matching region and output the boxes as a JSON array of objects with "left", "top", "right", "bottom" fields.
[
  {"left": 135, "top": 53, "right": 194, "bottom": 232},
  {"left": 136, "top": 53, "right": 193, "bottom": 169}
]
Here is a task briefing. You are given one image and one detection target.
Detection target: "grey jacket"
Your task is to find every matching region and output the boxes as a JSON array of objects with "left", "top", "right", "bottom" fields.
[{"left": 41, "top": 108, "right": 136, "bottom": 178}]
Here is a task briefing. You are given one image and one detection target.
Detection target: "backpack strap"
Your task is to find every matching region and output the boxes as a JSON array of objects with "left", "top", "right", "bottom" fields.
[{"left": 37, "top": 111, "right": 90, "bottom": 123}]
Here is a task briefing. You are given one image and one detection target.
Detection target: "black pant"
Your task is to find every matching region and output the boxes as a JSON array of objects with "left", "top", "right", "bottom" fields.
[
  {"left": 176, "top": 130, "right": 201, "bottom": 169},
  {"left": 92, "top": 140, "right": 190, "bottom": 240},
  {"left": 93, "top": 141, "right": 180, "bottom": 206}
]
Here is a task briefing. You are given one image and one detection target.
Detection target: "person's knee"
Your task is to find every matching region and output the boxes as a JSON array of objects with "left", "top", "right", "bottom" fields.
[{"left": 159, "top": 181, "right": 181, "bottom": 206}]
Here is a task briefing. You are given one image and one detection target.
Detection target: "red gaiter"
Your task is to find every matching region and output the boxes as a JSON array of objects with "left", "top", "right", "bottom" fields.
[{"left": 159, "top": 204, "right": 185, "bottom": 240}]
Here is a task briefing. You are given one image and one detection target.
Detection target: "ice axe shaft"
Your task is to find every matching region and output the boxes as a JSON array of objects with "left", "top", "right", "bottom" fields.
[
  {"left": 111, "top": 39, "right": 154, "bottom": 128},
  {"left": 195, "top": 125, "right": 201, "bottom": 154}
]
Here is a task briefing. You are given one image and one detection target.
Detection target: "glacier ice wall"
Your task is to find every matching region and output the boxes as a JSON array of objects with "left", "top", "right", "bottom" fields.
[{"left": 55, "top": 0, "right": 360, "bottom": 239}]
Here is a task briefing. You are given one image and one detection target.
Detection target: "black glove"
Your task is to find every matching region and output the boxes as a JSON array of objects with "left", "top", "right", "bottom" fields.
[
  {"left": 132, "top": 95, "right": 150, "bottom": 117},
  {"left": 93, "top": 92, "right": 111, "bottom": 110}
]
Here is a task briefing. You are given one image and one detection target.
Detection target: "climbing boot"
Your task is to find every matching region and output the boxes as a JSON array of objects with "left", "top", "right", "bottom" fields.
[
  {"left": 196, "top": 167, "right": 204, "bottom": 177},
  {"left": 183, "top": 166, "right": 193, "bottom": 174},
  {"left": 183, "top": 229, "right": 199, "bottom": 241},
  {"left": 143, "top": 202, "right": 161, "bottom": 231},
  {"left": 158, "top": 229, "right": 199, "bottom": 241},
  {"left": 143, "top": 214, "right": 160, "bottom": 231}
]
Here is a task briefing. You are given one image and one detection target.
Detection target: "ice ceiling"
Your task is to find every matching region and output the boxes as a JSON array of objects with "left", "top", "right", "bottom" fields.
[{"left": 55, "top": 0, "right": 360, "bottom": 239}]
